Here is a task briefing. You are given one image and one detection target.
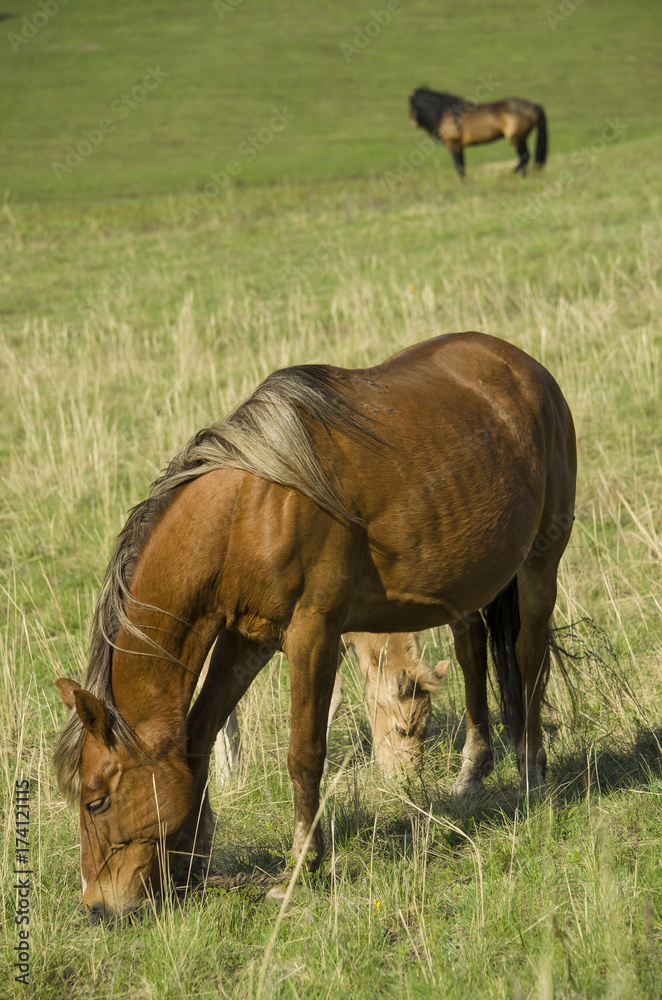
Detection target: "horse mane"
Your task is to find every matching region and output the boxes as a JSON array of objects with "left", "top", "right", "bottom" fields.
[
  {"left": 54, "top": 364, "right": 381, "bottom": 803},
  {"left": 410, "top": 87, "right": 466, "bottom": 136}
]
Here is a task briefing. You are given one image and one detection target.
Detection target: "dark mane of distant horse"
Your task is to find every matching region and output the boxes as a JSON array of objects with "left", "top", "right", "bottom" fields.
[
  {"left": 410, "top": 87, "right": 466, "bottom": 137},
  {"left": 53, "top": 365, "right": 380, "bottom": 803}
]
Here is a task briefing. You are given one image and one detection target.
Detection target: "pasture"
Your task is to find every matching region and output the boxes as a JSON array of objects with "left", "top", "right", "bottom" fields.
[{"left": 1, "top": 0, "right": 661, "bottom": 997}]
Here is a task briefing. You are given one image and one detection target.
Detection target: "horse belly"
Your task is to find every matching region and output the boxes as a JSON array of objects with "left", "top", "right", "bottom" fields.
[
  {"left": 349, "top": 459, "right": 542, "bottom": 631},
  {"left": 461, "top": 110, "right": 503, "bottom": 145}
]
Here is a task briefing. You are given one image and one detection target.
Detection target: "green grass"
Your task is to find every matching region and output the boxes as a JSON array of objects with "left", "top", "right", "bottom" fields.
[
  {"left": 1, "top": 0, "right": 660, "bottom": 199},
  {"left": 2, "top": 0, "right": 662, "bottom": 997}
]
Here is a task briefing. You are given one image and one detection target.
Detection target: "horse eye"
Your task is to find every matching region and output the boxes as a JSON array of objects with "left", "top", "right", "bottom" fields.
[{"left": 86, "top": 796, "right": 110, "bottom": 815}]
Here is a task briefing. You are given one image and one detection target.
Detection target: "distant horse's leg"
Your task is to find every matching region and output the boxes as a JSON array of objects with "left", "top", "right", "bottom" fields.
[
  {"left": 285, "top": 625, "right": 340, "bottom": 870},
  {"left": 448, "top": 142, "right": 466, "bottom": 178},
  {"left": 512, "top": 136, "right": 531, "bottom": 175},
  {"left": 450, "top": 613, "right": 493, "bottom": 797},
  {"left": 176, "top": 630, "right": 275, "bottom": 859}
]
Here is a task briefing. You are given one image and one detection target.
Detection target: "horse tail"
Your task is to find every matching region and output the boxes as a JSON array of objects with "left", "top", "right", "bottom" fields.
[
  {"left": 483, "top": 577, "right": 523, "bottom": 744},
  {"left": 535, "top": 105, "right": 547, "bottom": 166}
]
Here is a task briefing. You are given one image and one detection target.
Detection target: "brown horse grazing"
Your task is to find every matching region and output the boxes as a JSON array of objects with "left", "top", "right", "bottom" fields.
[
  {"left": 409, "top": 87, "right": 547, "bottom": 177},
  {"left": 54, "top": 331, "right": 576, "bottom": 922},
  {"left": 212, "top": 633, "right": 449, "bottom": 782}
]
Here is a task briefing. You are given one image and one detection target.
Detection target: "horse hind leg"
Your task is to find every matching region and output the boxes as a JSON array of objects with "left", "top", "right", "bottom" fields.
[
  {"left": 450, "top": 613, "right": 494, "bottom": 798},
  {"left": 514, "top": 524, "right": 571, "bottom": 794},
  {"left": 510, "top": 134, "right": 531, "bottom": 174}
]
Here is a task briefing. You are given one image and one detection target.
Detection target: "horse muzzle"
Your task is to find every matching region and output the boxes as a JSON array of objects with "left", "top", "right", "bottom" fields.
[{"left": 86, "top": 898, "right": 153, "bottom": 924}]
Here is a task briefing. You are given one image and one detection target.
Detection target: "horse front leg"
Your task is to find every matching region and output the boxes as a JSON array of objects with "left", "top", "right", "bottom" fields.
[
  {"left": 448, "top": 141, "right": 466, "bottom": 178},
  {"left": 176, "top": 630, "right": 275, "bottom": 861},
  {"left": 284, "top": 622, "right": 340, "bottom": 870},
  {"left": 450, "top": 613, "right": 494, "bottom": 797}
]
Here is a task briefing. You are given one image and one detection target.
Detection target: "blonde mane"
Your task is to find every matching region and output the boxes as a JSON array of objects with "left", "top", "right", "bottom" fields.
[{"left": 54, "top": 364, "right": 380, "bottom": 803}]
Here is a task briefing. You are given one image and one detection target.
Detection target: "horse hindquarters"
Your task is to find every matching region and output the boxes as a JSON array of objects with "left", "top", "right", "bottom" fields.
[{"left": 451, "top": 377, "right": 576, "bottom": 798}]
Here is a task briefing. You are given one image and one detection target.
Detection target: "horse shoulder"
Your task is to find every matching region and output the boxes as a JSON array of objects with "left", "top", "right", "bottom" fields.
[{"left": 438, "top": 112, "right": 461, "bottom": 144}]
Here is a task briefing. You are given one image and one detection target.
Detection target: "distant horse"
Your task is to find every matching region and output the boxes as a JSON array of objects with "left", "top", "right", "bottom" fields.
[
  {"left": 54, "top": 331, "right": 575, "bottom": 922},
  {"left": 409, "top": 87, "right": 547, "bottom": 177},
  {"left": 212, "top": 632, "right": 449, "bottom": 781}
]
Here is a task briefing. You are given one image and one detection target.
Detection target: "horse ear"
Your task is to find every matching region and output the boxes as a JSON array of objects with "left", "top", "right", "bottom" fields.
[
  {"left": 73, "top": 690, "right": 113, "bottom": 746},
  {"left": 434, "top": 659, "right": 450, "bottom": 680},
  {"left": 54, "top": 678, "right": 82, "bottom": 710},
  {"left": 405, "top": 658, "right": 450, "bottom": 693},
  {"left": 389, "top": 669, "right": 415, "bottom": 701}
]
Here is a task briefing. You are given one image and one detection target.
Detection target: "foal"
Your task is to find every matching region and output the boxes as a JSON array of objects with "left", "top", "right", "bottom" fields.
[{"left": 211, "top": 632, "right": 449, "bottom": 783}]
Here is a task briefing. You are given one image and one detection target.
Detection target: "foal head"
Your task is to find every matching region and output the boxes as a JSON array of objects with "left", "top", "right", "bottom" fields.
[
  {"left": 347, "top": 633, "right": 449, "bottom": 773},
  {"left": 374, "top": 654, "right": 450, "bottom": 772},
  {"left": 55, "top": 679, "right": 196, "bottom": 923}
]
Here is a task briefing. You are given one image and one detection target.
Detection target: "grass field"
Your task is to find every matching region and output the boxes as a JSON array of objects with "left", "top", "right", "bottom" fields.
[{"left": 2, "top": 1, "right": 662, "bottom": 997}]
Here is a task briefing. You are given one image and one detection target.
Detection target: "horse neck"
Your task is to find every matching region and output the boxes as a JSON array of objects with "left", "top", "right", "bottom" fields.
[
  {"left": 110, "top": 479, "right": 232, "bottom": 731},
  {"left": 111, "top": 610, "right": 222, "bottom": 736}
]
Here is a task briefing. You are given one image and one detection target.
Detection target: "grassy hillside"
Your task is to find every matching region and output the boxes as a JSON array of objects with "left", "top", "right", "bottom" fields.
[
  {"left": 1, "top": 0, "right": 660, "bottom": 199},
  {"left": 1, "top": 1, "right": 662, "bottom": 997}
]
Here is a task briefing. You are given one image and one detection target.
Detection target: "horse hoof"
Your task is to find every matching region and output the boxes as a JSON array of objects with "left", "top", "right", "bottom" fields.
[
  {"left": 450, "top": 777, "right": 485, "bottom": 801},
  {"left": 451, "top": 757, "right": 494, "bottom": 801}
]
